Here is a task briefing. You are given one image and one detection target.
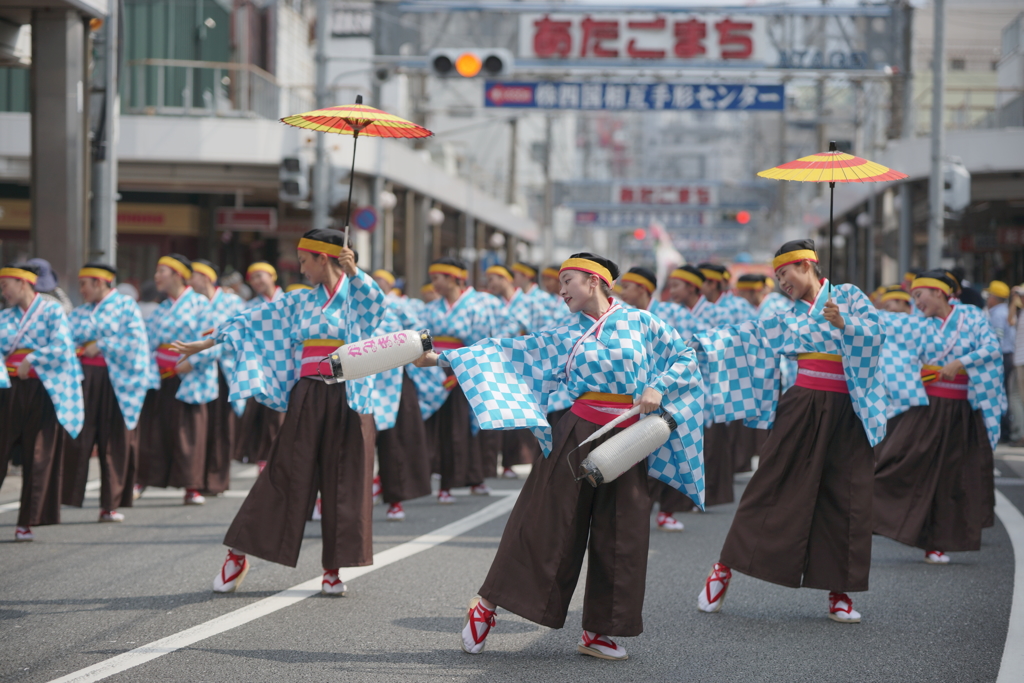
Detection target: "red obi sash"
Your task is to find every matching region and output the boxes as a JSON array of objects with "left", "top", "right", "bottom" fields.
[
  {"left": 442, "top": 372, "right": 459, "bottom": 391},
  {"left": 433, "top": 335, "right": 465, "bottom": 351},
  {"left": 77, "top": 341, "right": 107, "bottom": 367},
  {"left": 300, "top": 338, "right": 345, "bottom": 378},
  {"left": 794, "top": 353, "right": 848, "bottom": 394},
  {"left": 571, "top": 392, "right": 640, "bottom": 428},
  {"left": 921, "top": 364, "right": 969, "bottom": 400},
  {"left": 155, "top": 344, "right": 183, "bottom": 379},
  {"left": 6, "top": 348, "right": 38, "bottom": 378}
]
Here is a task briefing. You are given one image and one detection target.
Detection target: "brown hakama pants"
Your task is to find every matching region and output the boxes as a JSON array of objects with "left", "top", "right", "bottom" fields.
[
  {"left": 500, "top": 428, "right": 542, "bottom": 468},
  {"left": 233, "top": 398, "right": 285, "bottom": 464},
  {"left": 62, "top": 365, "right": 137, "bottom": 511},
  {"left": 731, "top": 424, "right": 769, "bottom": 474},
  {"left": 223, "top": 379, "right": 372, "bottom": 569},
  {"left": 479, "top": 412, "right": 652, "bottom": 636},
  {"left": 648, "top": 477, "right": 693, "bottom": 515},
  {"left": 479, "top": 430, "right": 500, "bottom": 479},
  {"left": 376, "top": 371, "right": 432, "bottom": 504},
  {"left": 874, "top": 399, "right": 991, "bottom": 552},
  {"left": 0, "top": 378, "right": 67, "bottom": 527},
  {"left": 703, "top": 421, "right": 735, "bottom": 507},
  {"left": 719, "top": 386, "right": 874, "bottom": 593},
  {"left": 424, "top": 379, "right": 484, "bottom": 490},
  {"left": 203, "top": 369, "right": 236, "bottom": 495},
  {"left": 137, "top": 377, "right": 208, "bottom": 490}
]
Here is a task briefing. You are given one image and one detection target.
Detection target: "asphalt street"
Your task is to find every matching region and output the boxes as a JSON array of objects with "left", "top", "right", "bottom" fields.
[{"left": 1, "top": 451, "right": 1022, "bottom": 683}]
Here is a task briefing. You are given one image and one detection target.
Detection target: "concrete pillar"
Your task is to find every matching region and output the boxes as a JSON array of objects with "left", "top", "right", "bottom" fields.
[{"left": 31, "top": 9, "right": 87, "bottom": 290}]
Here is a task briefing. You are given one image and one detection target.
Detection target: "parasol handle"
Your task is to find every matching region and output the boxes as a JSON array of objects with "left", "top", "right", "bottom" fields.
[{"left": 827, "top": 140, "right": 837, "bottom": 300}]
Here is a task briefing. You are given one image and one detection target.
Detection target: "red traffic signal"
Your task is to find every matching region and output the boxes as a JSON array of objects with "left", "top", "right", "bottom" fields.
[
  {"left": 633, "top": 228, "right": 647, "bottom": 240},
  {"left": 736, "top": 210, "right": 751, "bottom": 225}
]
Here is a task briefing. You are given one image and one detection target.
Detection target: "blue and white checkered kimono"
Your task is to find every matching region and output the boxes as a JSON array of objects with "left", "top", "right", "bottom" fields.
[
  {"left": 246, "top": 286, "right": 284, "bottom": 309},
  {"left": 146, "top": 287, "right": 218, "bottom": 405},
  {"left": 213, "top": 270, "right": 386, "bottom": 415},
  {"left": 437, "top": 305, "right": 706, "bottom": 507},
  {"left": 901, "top": 304, "right": 1004, "bottom": 448},
  {"left": 708, "top": 292, "right": 757, "bottom": 327},
  {"left": 202, "top": 288, "right": 248, "bottom": 416},
  {"left": 694, "top": 281, "right": 889, "bottom": 446},
  {"left": 1, "top": 294, "right": 84, "bottom": 437},
  {"left": 757, "top": 292, "right": 797, "bottom": 390},
  {"left": 67, "top": 291, "right": 156, "bottom": 430},
  {"left": 876, "top": 310, "right": 930, "bottom": 419},
  {"left": 366, "top": 298, "right": 447, "bottom": 428},
  {"left": 647, "top": 299, "right": 706, "bottom": 339}
]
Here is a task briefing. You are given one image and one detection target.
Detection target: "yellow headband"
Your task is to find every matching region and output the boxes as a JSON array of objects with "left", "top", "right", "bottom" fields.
[
  {"left": 670, "top": 269, "right": 703, "bottom": 287},
  {"left": 247, "top": 262, "right": 277, "bottom": 281},
  {"left": 772, "top": 250, "right": 818, "bottom": 272},
  {"left": 486, "top": 265, "right": 514, "bottom": 282},
  {"left": 512, "top": 263, "right": 537, "bottom": 278},
  {"left": 79, "top": 267, "right": 115, "bottom": 283},
  {"left": 158, "top": 256, "right": 191, "bottom": 280},
  {"left": 0, "top": 267, "right": 38, "bottom": 285},
  {"left": 622, "top": 272, "right": 655, "bottom": 294},
  {"left": 541, "top": 267, "right": 560, "bottom": 279},
  {"left": 297, "top": 237, "right": 342, "bottom": 258},
  {"left": 372, "top": 269, "right": 396, "bottom": 285},
  {"left": 285, "top": 283, "right": 312, "bottom": 292},
  {"left": 429, "top": 263, "right": 469, "bottom": 280},
  {"left": 736, "top": 280, "right": 765, "bottom": 291},
  {"left": 421, "top": 283, "right": 435, "bottom": 293},
  {"left": 700, "top": 268, "right": 729, "bottom": 282},
  {"left": 881, "top": 290, "right": 911, "bottom": 302},
  {"left": 911, "top": 277, "right": 952, "bottom": 295},
  {"left": 191, "top": 262, "right": 218, "bottom": 283},
  {"left": 904, "top": 271, "right": 916, "bottom": 282},
  {"left": 559, "top": 258, "right": 613, "bottom": 286}
]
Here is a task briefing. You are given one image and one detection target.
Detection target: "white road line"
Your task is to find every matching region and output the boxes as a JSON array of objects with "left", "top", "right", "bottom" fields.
[
  {"left": 47, "top": 491, "right": 519, "bottom": 683},
  {"left": 996, "top": 490, "right": 1024, "bottom": 683}
]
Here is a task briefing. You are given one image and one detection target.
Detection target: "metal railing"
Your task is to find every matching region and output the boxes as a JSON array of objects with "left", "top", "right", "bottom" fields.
[
  {"left": 123, "top": 59, "right": 281, "bottom": 119},
  {"left": 913, "top": 86, "right": 1024, "bottom": 132}
]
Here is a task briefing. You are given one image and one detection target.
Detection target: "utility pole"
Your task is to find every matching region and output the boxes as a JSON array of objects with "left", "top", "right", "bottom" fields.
[
  {"left": 312, "top": 0, "right": 330, "bottom": 232},
  {"left": 90, "top": 0, "right": 119, "bottom": 265},
  {"left": 505, "top": 118, "right": 518, "bottom": 205},
  {"left": 898, "top": 0, "right": 914, "bottom": 276},
  {"left": 927, "top": 0, "right": 946, "bottom": 269},
  {"left": 542, "top": 114, "right": 553, "bottom": 266}
]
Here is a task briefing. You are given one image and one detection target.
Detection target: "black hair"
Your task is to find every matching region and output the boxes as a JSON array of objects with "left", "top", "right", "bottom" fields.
[
  {"left": 738, "top": 273, "right": 767, "bottom": 284},
  {"left": 193, "top": 258, "right": 220, "bottom": 279},
  {"left": 627, "top": 265, "right": 658, "bottom": 290},
  {"left": 83, "top": 262, "right": 117, "bottom": 275},
  {"left": 433, "top": 255, "right": 468, "bottom": 271},
  {"left": 943, "top": 270, "right": 963, "bottom": 296},
  {"left": 515, "top": 262, "right": 540, "bottom": 283},
  {"left": 167, "top": 253, "right": 192, "bottom": 269},
  {"left": 916, "top": 269, "right": 958, "bottom": 300},
  {"left": 6, "top": 262, "right": 41, "bottom": 276},
  {"left": 676, "top": 264, "right": 705, "bottom": 284},
  {"left": 565, "top": 252, "right": 619, "bottom": 297},
  {"left": 697, "top": 262, "right": 731, "bottom": 290},
  {"left": 773, "top": 240, "right": 822, "bottom": 279}
]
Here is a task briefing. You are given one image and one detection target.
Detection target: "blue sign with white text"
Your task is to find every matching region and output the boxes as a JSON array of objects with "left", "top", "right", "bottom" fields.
[{"left": 485, "top": 81, "right": 784, "bottom": 111}]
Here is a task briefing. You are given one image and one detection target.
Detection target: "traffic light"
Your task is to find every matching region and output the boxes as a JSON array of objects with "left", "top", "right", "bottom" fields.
[
  {"left": 279, "top": 156, "right": 309, "bottom": 203},
  {"left": 428, "top": 48, "right": 514, "bottom": 78}
]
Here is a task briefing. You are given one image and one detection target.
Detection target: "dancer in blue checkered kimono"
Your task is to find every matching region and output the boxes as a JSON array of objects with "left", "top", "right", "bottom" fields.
[
  {"left": 874, "top": 271, "right": 1004, "bottom": 566},
  {"left": 189, "top": 259, "right": 247, "bottom": 497},
  {"left": 366, "top": 269, "right": 436, "bottom": 521},
  {"left": 731, "top": 273, "right": 795, "bottom": 473},
  {"left": 484, "top": 264, "right": 548, "bottom": 477},
  {"left": 416, "top": 253, "right": 705, "bottom": 661},
  {"left": 698, "top": 264, "right": 766, "bottom": 482},
  {"left": 172, "top": 229, "right": 386, "bottom": 596},
  {"left": 233, "top": 262, "right": 287, "bottom": 470},
  {"left": 695, "top": 239, "right": 885, "bottom": 624},
  {"left": 0, "top": 263, "right": 84, "bottom": 542},
  {"left": 419, "top": 257, "right": 498, "bottom": 503},
  {"left": 136, "top": 254, "right": 216, "bottom": 506},
  {"left": 619, "top": 265, "right": 703, "bottom": 533},
  {"left": 664, "top": 264, "right": 740, "bottom": 508},
  {"left": 63, "top": 263, "right": 155, "bottom": 523}
]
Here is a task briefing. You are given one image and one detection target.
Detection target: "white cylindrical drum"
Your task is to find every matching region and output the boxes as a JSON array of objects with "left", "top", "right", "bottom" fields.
[
  {"left": 578, "top": 413, "right": 677, "bottom": 487},
  {"left": 322, "top": 329, "right": 433, "bottom": 384}
]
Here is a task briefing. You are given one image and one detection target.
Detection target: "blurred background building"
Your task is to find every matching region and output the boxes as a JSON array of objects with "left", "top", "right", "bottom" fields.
[{"left": 1, "top": 0, "right": 1023, "bottom": 301}]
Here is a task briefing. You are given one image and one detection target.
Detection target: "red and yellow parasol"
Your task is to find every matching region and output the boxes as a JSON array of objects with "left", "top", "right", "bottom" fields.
[
  {"left": 282, "top": 95, "right": 433, "bottom": 243},
  {"left": 758, "top": 141, "right": 907, "bottom": 280}
]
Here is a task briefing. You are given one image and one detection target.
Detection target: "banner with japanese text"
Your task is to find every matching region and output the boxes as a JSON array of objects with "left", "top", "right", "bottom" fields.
[{"left": 484, "top": 81, "right": 783, "bottom": 111}]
